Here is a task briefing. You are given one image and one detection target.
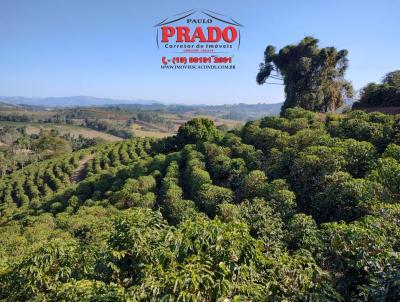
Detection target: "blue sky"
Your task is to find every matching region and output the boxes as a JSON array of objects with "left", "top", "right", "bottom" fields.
[{"left": 0, "top": 0, "right": 399, "bottom": 104}]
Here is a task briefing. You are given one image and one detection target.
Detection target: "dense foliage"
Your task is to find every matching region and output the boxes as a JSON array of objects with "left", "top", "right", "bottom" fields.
[
  {"left": 353, "top": 70, "right": 400, "bottom": 108},
  {"left": 257, "top": 36, "right": 353, "bottom": 113},
  {"left": 1, "top": 109, "right": 400, "bottom": 301}
]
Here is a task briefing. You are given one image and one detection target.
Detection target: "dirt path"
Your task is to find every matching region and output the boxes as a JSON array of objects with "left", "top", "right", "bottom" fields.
[{"left": 70, "top": 154, "right": 94, "bottom": 183}]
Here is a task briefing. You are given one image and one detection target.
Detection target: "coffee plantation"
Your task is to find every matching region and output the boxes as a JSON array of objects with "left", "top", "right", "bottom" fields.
[{"left": 1, "top": 108, "right": 400, "bottom": 301}]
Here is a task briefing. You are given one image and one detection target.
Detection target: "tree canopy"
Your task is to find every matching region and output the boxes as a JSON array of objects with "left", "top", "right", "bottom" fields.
[
  {"left": 176, "top": 118, "right": 222, "bottom": 146},
  {"left": 257, "top": 36, "right": 353, "bottom": 113},
  {"left": 353, "top": 70, "right": 400, "bottom": 108}
]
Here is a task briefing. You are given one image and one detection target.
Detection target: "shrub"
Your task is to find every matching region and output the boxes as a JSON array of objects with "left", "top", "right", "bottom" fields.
[
  {"left": 197, "top": 184, "right": 233, "bottom": 217},
  {"left": 368, "top": 157, "right": 400, "bottom": 200},
  {"left": 242, "top": 170, "right": 268, "bottom": 199},
  {"left": 315, "top": 172, "right": 384, "bottom": 222},
  {"left": 176, "top": 118, "right": 222, "bottom": 146}
]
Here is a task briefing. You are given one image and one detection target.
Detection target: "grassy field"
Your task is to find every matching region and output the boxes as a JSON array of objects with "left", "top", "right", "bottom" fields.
[
  {"left": 0, "top": 121, "right": 122, "bottom": 141},
  {"left": 130, "top": 115, "right": 242, "bottom": 139},
  {"left": 131, "top": 123, "right": 173, "bottom": 138},
  {"left": 132, "top": 129, "right": 173, "bottom": 138},
  {"left": 0, "top": 105, "right": 247, "bottom": 141},
  {"left": 199, "top": 116, "right": 242, "bottom": 128}
]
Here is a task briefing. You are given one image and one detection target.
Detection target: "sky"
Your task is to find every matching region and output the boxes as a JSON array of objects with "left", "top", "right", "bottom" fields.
[{"left": 0, "top": 0, "right": 399, "bottom": 105}]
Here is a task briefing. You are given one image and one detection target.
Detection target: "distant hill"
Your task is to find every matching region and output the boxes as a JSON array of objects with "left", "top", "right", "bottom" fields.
[
  {"left": 180, "top": 102, "right": 283, "bottom": 120},
  {"left": 0, "top": 101, "right": 19, "bottom": 109},
  {"left": 0, "top": 96, "right": 163, "bottom": 108},
  {"left": 0, "top": 96, "right": 283, "bottom": 117}
]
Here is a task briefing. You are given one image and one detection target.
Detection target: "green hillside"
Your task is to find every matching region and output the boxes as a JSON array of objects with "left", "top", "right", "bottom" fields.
[{"left": 1, "top": 108, "right": 400, "bottom": 301}]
